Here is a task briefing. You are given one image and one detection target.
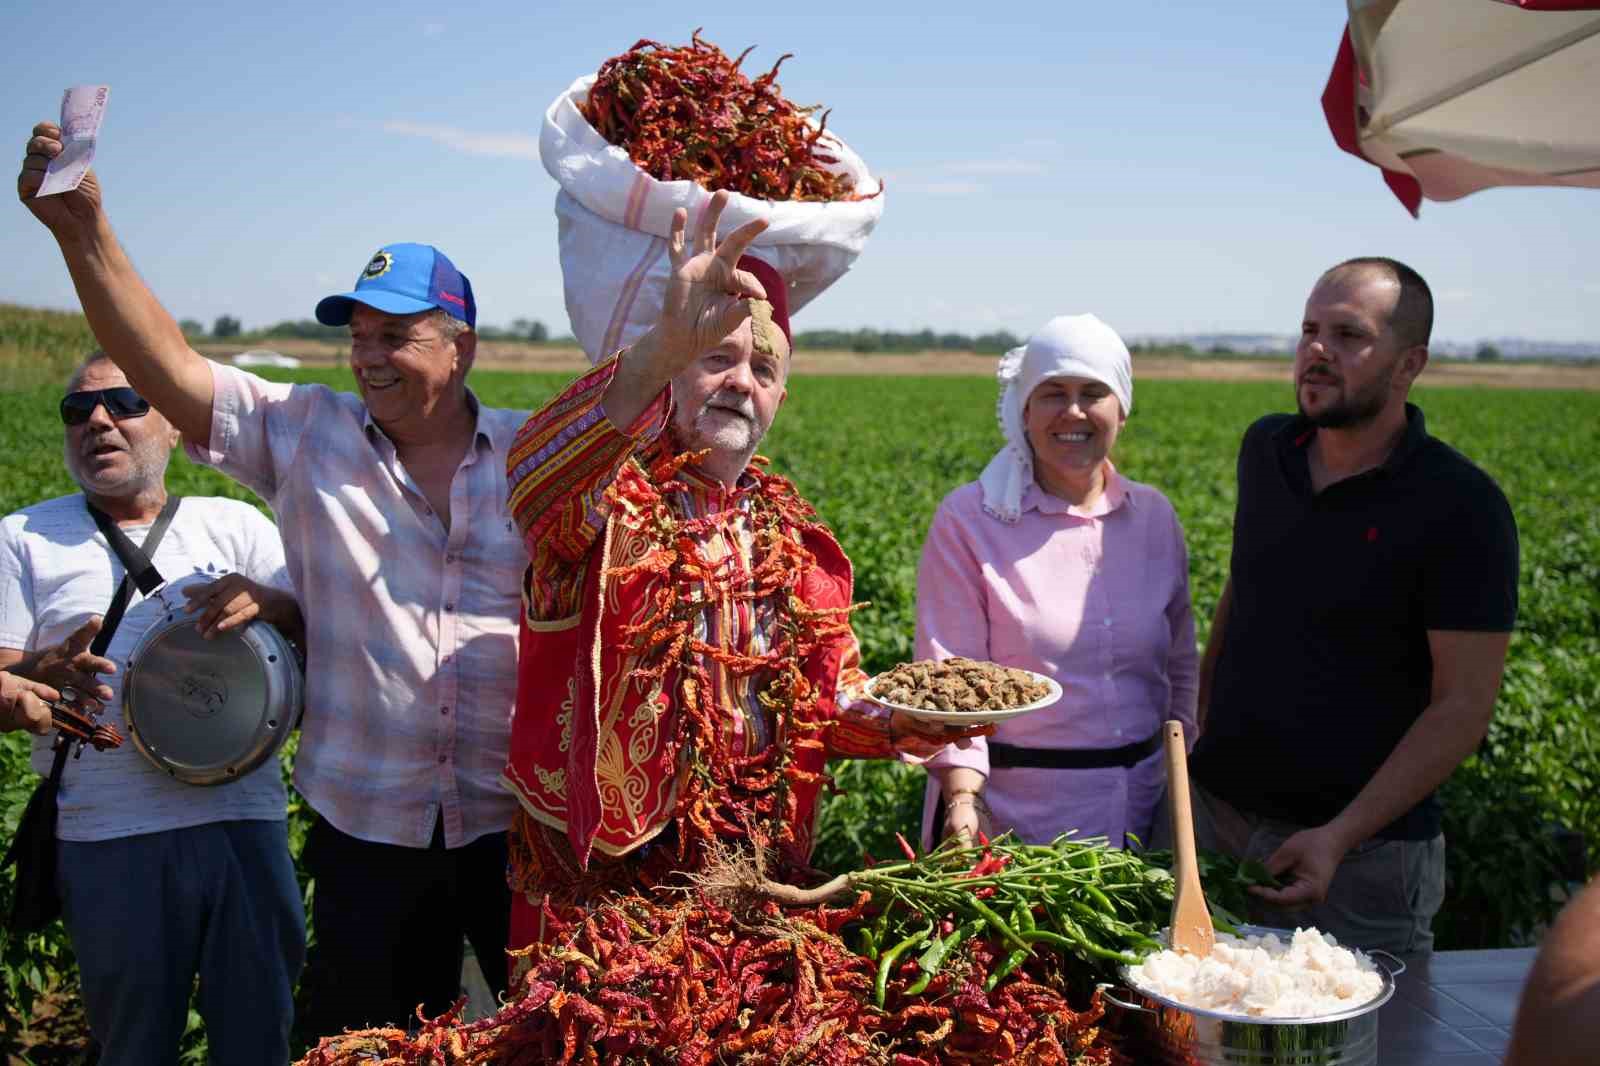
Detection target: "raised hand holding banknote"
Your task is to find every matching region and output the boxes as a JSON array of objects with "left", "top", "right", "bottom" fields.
[
  {"left": 19, "top": 120, "right": 104, "bottom": 233},
  {"left": 18, "top": 104, "right": 217, "bottom": 445},
  {"left": 40, "top": 86, "right": 108, "bottom": 195}
]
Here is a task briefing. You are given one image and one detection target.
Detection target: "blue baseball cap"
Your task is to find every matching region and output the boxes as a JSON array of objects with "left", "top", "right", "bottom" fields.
[{"left": 315, "top": 243, "right": 477, "bottom": 329}]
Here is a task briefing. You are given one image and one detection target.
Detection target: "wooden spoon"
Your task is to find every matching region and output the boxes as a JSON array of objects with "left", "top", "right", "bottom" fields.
[{"left": 1164, "top": 719, "right": 1215, "bottom": 957}]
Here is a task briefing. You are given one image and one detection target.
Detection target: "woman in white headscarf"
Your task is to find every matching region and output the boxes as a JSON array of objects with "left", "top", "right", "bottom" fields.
[{"left": 913, "top": 314, "right": 1198, "bottom": 849}]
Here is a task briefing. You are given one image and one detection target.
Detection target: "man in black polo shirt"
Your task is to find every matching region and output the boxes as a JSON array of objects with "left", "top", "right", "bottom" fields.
[{"left": 1185, "top": 257, "right": 1518, "bottom": 955}]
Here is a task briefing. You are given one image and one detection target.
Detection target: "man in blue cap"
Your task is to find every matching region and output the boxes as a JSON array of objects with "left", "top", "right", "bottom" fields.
[{"left": 21, "top": 120, "right": 528, "bottom": 1042}]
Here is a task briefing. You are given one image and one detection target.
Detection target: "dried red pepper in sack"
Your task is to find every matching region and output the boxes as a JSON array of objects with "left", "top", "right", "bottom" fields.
[
  {"left": 581, "top": 30, "right": 875, "bottom": 203},
  {"left": 540, "top": 30, "right": 885, "bottom": 361}
]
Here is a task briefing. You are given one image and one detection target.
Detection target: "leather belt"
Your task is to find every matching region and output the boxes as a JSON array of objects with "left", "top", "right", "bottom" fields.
[{"left": 987, "top": 731, "right": 1160, "bottom": 770}]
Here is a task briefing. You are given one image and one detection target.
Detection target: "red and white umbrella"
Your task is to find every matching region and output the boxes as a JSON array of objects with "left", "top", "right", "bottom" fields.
[{"left": 1323, "top": 0, "right": 1600, "bottom": 215}]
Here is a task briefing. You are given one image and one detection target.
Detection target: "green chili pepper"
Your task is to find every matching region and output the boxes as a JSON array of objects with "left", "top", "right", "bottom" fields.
[
  {"left": 915, "top": 920, "right": 967, "bottom": 973},
  {"left": 1023, "top": 927, "right": 1141, "bottom": 966},
  {"left": 870, "top": 897, "right": 899, "bottom": 949},
  {"left": 1063, "top": 897, "right": 1155, "bottom": 952},
  {"left": 874, "top": 924, "right": 931, "bottom": 1007},
  {"left": 903, "top": 919, "right": 975, "bottom": 997},
  {"left": 967, "top": 896, "right": 1031, "bottom": 953},
  {"left": 1068, "top": 899, "right": 1107, "bottom": 927},
  {"left": 1085, "top": 884, "right": 1116, "bottom": 915},
  {"left": 984, "top": 946, "right": 1031, "bottom": 992}
]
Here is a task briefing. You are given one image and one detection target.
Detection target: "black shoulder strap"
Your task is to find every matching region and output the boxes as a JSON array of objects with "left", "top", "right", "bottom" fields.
[
  {"left": 22, "top": 496, "right": 182, "bottom": 828},
  {"left": 84, "top": 495, "right": 182, "bottom": 657},
  {"left": 46, "top": 495, "right": 183, "bottom": 782}
]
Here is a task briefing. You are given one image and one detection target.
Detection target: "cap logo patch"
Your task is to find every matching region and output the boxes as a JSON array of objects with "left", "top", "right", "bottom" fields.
[{"left": 361, "top": 251, "right": 394, "bottom": 281}]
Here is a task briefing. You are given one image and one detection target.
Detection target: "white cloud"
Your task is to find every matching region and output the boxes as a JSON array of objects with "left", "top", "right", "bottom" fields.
[
  {"left": 379, "top": 121, "right": 541, "bottom": 160},
  {"left": 1579, "top": 281, "right": 1600, "bottom": 294}
]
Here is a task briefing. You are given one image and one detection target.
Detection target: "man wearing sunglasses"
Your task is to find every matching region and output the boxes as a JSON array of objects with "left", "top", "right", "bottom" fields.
[
  {"left": 20, "top": 121, "right": 527, "bottom": 1042},
  {"left": 0, "top": 352, "right": 307, "bottom": 1063}
]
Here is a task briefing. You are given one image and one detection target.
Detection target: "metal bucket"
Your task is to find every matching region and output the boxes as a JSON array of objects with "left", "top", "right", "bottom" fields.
[{"left": 1099, "top": 926, "right": 1405, "bottom": 1066}]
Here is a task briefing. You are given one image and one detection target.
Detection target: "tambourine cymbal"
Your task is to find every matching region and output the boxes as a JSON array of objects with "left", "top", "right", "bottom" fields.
[{"left": 122, "top": 609, "right": 303, "bottom": 786}]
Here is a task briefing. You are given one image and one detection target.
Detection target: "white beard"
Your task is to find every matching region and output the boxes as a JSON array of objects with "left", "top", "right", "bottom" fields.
[
  {"left": 692, "top": 393, "right": 764, "bottom": 456},
  {"left": 702, "top": 413, "right": 755, "bottom": 452}
]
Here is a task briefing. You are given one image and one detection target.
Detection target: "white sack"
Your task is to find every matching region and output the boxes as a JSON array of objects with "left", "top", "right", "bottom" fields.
[{"left": 541, "top": 73, "right": 885, "bottom": 362}]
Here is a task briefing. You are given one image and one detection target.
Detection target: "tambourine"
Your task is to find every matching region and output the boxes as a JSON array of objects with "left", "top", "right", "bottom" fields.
[{"left": 121, "top": 609, "right": 303, "bottom": 786}]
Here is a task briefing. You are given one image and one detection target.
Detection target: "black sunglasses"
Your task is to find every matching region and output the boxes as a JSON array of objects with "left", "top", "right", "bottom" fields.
[{"left": 59, "top": 387, "right": 152, "bottom": 426}]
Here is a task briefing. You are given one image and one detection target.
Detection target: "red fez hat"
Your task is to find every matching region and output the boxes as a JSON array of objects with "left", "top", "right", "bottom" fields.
[{"left": 737, "top": 255, "right": 791, "bottom": 346}]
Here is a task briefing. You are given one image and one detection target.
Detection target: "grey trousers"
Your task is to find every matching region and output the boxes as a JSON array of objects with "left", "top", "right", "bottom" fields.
[
  {"left": 1151, "top": 783, "right": 1446, "bottom": 956},
  {"left": 58, "top": 820, "right": 305, "bottom": 1066}
]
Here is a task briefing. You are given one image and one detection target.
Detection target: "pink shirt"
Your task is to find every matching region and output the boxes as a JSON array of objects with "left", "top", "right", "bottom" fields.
[
  {"left": 187, "top": 361, "right": 527, "bottom": 848},
  {"left": 916, "top": 468, "right": 1198, "bottom": 848}
]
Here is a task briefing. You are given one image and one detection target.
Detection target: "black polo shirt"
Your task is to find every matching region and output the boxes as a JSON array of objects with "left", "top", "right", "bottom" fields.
[{"left": 1190, "top": 404, "right": 1518, "bottom": 840}]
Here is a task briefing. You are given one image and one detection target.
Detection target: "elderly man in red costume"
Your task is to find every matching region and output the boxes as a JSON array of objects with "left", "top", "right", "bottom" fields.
[{"left": 503, "top": 193, "right": 969, "bottom": 948}]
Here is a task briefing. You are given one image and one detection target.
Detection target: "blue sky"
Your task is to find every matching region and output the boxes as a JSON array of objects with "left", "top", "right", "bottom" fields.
[{"left": 3, "top": 1, "right": 1596, "bottom": 345}]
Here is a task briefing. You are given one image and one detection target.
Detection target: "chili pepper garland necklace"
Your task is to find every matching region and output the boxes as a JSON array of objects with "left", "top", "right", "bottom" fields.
[{"left": 603, "top": 446, "right": 857, "bottom": 872}]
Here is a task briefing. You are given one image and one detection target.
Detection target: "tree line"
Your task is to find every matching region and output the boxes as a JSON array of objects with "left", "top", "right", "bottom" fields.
[
  {"left": 165, "top": 319, "right": 1528, "bottom": 364},
  {"left": 181, "top": 318, "right": 1036, "bottom": 354},
  {"left": 790, "top": 328, "right": 1024, "bottom": 354}
]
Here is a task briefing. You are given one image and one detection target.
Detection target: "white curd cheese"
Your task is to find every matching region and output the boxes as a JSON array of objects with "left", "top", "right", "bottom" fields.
[{"left": 1125, "top": 928, "right": 1385, "bottom": 1019}]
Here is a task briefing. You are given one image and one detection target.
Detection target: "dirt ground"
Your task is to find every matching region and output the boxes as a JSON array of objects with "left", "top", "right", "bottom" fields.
[
  {"left": 204, "top": 341, "right": 1600, "bottom": 390},
  {"left": 7, "top": 986, "right": 94, "bottom": 1066}
]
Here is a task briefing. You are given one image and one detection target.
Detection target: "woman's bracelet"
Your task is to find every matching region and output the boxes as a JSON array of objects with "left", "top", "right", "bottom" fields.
[{"left": 944, "top": 788, "right": 990, "bottom": 815}]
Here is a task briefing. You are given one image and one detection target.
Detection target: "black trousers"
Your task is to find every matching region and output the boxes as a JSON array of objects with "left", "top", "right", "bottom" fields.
[{"left": 295, "top": 816, "right": 510, "bottom": 1044}]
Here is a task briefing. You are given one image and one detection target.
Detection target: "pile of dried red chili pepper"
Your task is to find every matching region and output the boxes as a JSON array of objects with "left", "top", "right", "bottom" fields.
[
  {"left": 611, "top": 449, "right": 869, "bottom": 879},
  {"left": 297, "top": 884, "right": 1124, "bottom": 1066},
  {"left": 580, "top": 30, "right": 878, "bottom": 203}
]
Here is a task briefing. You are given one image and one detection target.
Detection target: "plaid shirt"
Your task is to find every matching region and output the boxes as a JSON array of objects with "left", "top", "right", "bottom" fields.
[{"left": 188, "top": 360, "right": 526, "bottom": 848}]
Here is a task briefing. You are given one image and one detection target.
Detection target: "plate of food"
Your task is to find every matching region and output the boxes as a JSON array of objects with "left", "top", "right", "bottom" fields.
[{"left": 866, "top": 657, "right": 1062, "bottom": 725}]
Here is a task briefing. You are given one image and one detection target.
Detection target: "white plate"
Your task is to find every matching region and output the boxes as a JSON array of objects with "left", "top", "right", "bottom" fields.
[{"left": 866, "top": 669, "right": 1062, "bottom": 725}]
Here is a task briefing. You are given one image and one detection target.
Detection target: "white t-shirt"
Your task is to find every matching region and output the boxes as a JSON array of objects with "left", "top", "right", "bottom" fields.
[{"left": 0, "top": 494, "right": 292, "bottom": 841}]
